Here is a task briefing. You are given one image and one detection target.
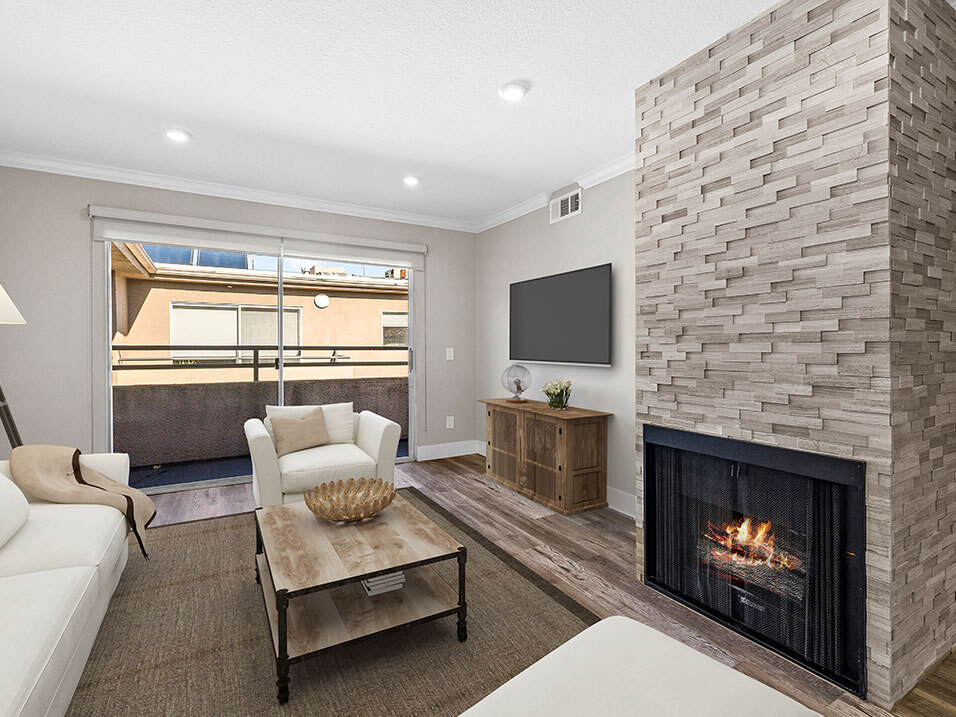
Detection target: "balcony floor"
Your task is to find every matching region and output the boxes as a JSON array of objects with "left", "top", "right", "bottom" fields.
[{"left": 131, "top": 439, "right": 409, "bottom": 493}]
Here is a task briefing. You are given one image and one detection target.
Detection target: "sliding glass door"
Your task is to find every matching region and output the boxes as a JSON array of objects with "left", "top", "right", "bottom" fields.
[
  {"left": 109, "top": 242, "right": 283, "bottom": 492},
  {"left": 279, "top": 251, "right": 413, "bottom": 461},
  {"left": 109, "top": 239, "right": 413, "bottom": 493}
]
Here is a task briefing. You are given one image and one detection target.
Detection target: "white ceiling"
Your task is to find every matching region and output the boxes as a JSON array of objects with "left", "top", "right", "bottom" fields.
[{"left": 0, "top": 0, "right": 776, "bottom": 232}]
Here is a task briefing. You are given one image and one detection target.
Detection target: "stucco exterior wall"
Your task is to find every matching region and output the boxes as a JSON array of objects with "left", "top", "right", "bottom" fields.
[{"left": 112, "top": 277, "right": 408, "bottom": 384}]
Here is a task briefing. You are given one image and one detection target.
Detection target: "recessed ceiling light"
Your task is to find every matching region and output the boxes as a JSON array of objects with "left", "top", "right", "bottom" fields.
[
  {"left": 498, "top": 80, "right": 530, "bottom": 102},
  {"left": 165, "top": 128, "right": 192, "bottom": 143},
  {"left": 403, "top": 175, "right": 421, "bottom": 187}
]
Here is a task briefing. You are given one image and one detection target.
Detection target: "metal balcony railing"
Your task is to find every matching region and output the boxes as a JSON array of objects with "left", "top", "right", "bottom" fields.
[{"left": 112, "top": 344, "right": 409, "bottom": 381}]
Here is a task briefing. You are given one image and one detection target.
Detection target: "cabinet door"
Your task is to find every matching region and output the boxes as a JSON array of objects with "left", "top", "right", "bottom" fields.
[
  {"left": 567, "top": 418, "right": 607, "bottom": 509},
  {"left": 522, "top": 415, "right": 564, "bottom": 506},
  {"left": 486, "top": 407, "right": 519, "bottom": 488}
]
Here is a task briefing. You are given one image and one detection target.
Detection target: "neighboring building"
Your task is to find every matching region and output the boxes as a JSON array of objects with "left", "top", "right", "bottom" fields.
[{"left": 111, "top": 243, "right": 409, "bottom": 385}]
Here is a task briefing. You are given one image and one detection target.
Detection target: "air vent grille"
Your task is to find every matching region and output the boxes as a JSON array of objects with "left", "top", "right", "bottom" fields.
[{"left": 549, "top": 187, "right": 582, "bottom": 224}]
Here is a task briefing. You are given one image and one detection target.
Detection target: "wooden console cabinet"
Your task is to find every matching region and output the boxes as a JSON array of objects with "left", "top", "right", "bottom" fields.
[{"left": 480, "top": 399, "right": 610, "bottom": 515}]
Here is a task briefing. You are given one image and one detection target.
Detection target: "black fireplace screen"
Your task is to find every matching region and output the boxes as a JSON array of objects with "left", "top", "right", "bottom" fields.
[{"left": 643, "top": 426, "right": 866, "bottom": 697}]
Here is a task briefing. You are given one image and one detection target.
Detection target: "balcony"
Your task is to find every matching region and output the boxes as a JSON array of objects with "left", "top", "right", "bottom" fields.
[{"left": 112, "top": 344, "right": 409, "bottom": 491}]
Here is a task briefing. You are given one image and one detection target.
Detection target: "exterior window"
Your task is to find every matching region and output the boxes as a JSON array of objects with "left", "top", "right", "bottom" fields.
[
  {"left": 170, "top": 303, "right": 301, "bottom": 360},
  {"left": 142, "top": 245, "right": 251, "bottom": 269},
  {"left": 197, "top": 250, "right": 248, "bottom": 269},
  {"left": 143, "top": 245, "right": 193, "bottom": 265},
  {"left": 239, "top": 307, "right": 300, "bottom": 358},
  {"left": 170, "top": 305, "right": 237, "bottom": 359},
  {"left": 382, "top": 311, "right": 408, "bottom": 346}
]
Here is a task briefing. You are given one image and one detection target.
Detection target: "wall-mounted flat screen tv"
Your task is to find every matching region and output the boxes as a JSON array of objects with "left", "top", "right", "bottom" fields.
[{"left": 510, "top": 263, "right": 611, "bottom": 366}]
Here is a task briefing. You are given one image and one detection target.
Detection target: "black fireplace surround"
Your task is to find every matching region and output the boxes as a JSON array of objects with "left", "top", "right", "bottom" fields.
[{"left": 643, "top": 425, "right": 866, "bottom": 697}]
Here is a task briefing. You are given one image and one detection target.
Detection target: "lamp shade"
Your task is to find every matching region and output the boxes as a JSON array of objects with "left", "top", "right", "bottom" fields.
[{"left": 0, "top": 283, "right": 25, "bottom": 324}]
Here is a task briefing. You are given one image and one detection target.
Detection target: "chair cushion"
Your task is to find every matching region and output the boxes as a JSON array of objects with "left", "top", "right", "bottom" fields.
[
  {"left": 278, "top": 443, "right": 377, "bottom": 495},
  {"left": 0, "top": 503, "right": 127, "bottom": 596},
  {"left": 266, "top": 403, "right": 355, "bottom": 444},
  {"left": 271, "top": 406, "right": 331, "bottom": 457},
  {"left": 0, "top": 566, "right": 98, "bottom": 717},
  {"left": 0, "top": 474, "right": 29, "bottom": 549}
]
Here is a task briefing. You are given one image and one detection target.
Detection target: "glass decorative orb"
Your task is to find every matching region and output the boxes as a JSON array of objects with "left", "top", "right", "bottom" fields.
[{"left": 501, "top": 364, "right": 532, "bottom": 402}]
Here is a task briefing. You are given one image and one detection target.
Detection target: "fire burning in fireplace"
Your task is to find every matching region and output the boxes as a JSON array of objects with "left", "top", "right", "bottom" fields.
[{"left": 705, "top": 517, "right": 801, "bottom": 571}]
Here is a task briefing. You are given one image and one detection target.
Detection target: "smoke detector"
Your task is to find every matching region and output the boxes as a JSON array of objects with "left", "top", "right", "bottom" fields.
[{"left": 549, "top": 185, "right": 582, "bottom": 224}]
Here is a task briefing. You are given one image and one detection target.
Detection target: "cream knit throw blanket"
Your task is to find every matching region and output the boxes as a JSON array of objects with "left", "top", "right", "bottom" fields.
[{"left": 10, "top": 445, "right": 156, "bottom": 558}]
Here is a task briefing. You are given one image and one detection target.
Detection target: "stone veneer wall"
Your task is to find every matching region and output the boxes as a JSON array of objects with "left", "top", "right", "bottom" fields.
[
  {"left": 887, "top": 0, "right": 956, "bottom": 698},
  {"left": 635, "top": 0, "right": 956, "bottom": 706}
]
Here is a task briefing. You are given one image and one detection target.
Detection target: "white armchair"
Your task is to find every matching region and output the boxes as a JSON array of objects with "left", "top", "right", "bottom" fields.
[{"left": 244, "top": 408, "right": 401, "bottom": 507}]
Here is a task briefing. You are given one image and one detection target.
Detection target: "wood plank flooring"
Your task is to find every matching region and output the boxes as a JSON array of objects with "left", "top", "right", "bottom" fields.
[
  {"left": 146, "top": 454, "right": 953, "bottom": 716},
  {"left": 149, "top": 481, "right": 254, "bottom": 527}
]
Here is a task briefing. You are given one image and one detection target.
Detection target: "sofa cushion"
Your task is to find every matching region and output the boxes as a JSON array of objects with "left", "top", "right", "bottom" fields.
[
  {"left": 460, "top": 616, "right": 818, "bottom": 716},
  {"left": 272, "top": 406, "right": 331, "bottom": 457},
  {"left": 0, "top": 503, "right": 127, "bottom": 595},
  {"left": 0, "top": 566, "right": 98, "bottom": 717},
  {"left": 0, "top": 473, "right": 29, "bottom": 549},
  {"left": 266, "top": 402, "right": 355, "bottom": 445},
  {"left": 278, "top": 443, "right": 377, "bottom": 494}
]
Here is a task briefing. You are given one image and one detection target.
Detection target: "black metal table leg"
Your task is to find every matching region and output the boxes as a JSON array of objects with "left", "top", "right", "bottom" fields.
[
  {"left": 255, "top": 519, "right": 263, "bottom": 585},
  {"left": 457, "top": 547, "right": 468, "bottom": 642},
  {"left": 276, "top": 589, "right": 290, "bottom": 704}
]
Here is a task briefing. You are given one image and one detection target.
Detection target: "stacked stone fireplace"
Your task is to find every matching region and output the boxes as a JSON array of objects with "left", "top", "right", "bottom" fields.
[{"left": 634, "top": 0, "right": 956, "bottom": 707}]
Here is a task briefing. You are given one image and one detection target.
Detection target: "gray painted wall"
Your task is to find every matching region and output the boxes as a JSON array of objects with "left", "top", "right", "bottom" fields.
[
  {"left": 475, "top": 172, "right": 637, "bottom": 516},
  {"left": 0, "top": 166, "right": 477, "bottom": 458}
]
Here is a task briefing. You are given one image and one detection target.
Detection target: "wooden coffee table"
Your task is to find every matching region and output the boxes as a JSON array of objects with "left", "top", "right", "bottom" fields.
[{"left": 254, "top": 493, "right": 467, "bottom": 704}]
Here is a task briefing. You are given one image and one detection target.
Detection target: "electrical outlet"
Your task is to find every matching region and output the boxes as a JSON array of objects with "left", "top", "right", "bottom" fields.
[
  {"left": 446, "top": 415, "right": 455, "bottom": 429},
  {"left": 446, "top": 347, "right": 454, "bottom": 360}
]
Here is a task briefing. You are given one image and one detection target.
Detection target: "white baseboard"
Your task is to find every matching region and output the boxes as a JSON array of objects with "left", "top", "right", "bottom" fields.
[
  {"left": 607, "top": 486, "right": 637, "bottom": 518},
  {"left": 415, "top": 440, "right": 485, "bottom": 462}
]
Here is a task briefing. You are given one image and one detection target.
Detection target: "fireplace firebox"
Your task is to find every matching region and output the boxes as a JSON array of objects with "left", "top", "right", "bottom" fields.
[{"left": 643, "top": 425, "right": 866, "bottom": 697}]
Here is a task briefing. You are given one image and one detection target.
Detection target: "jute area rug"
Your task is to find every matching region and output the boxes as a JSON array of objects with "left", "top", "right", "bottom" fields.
[{"left": 68, "top": 488, "right": 597, "bottom": 716}]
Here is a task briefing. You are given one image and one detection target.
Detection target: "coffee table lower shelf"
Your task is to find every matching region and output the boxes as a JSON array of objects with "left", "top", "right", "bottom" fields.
[{"left": 257, "top": 554, "right": 460, "bottom": 661}]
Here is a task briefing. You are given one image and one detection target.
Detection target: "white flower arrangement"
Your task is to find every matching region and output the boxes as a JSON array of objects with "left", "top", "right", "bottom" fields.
[{"left": 541, "top": 378, "right": 572, "bottom": 410}]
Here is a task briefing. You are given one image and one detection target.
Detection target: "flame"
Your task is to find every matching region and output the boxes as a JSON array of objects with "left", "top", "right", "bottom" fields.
[{"left": 705, "top": 517, "right": 800, "bottom": 571}]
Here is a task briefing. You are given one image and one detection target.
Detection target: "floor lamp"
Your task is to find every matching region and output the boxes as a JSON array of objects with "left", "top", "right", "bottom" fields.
[{"left": 0, "top": 282, "right": 25, "bottom": 449}]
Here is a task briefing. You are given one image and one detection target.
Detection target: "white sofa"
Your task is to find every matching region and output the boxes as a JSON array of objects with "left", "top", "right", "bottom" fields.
[
  {"left": 0, "top": 453, "right": 130, "bottom": 717},
  {"left": 244, "top": 407, "right": 401, "bottom": 507},
  {"left": 462, "top": 616, "right": 820, "bottom": 716}
]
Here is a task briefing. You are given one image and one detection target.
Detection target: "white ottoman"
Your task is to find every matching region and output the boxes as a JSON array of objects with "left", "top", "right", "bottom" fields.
[{"left": 461, "top": 616, "right": 820, "bottom": 716}]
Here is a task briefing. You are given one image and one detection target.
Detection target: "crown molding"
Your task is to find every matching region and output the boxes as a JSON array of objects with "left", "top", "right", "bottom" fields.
[
  {"left": 0, "top": 150, "right": 476, "bottom": 233},
  {"left": 472, "top": 193, "right": 549, "bottom": 233},
  {"left": 575, "top": 151, "right": 635, "bottom": 189},
  {"left": 0, "top": 148, "right": 638, "bottom": 236},
  {"left": 474, "top": 151, "right": 636, "bottom": 234}
]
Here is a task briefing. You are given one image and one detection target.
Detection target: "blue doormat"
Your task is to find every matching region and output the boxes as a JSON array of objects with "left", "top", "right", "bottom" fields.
[{"left": 130, "top": 455, "right": 253, "bottom": 490}]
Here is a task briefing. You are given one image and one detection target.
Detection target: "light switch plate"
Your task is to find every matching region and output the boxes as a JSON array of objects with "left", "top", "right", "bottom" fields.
[
  {"left": 446, "top": 415, "right": 455, "bottom": 429},
  {"left": 446, "top": 347, "right": 454, "bottom": 360}
]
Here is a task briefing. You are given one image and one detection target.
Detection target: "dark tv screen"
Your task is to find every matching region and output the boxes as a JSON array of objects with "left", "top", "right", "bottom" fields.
[{"left": 510, "top": 263, "right": 611, "bottom": 365}]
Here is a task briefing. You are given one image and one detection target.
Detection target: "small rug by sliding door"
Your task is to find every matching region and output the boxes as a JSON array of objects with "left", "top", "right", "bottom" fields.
[{"left": 68, "top": 488, "right": 597, "bottom": 716}]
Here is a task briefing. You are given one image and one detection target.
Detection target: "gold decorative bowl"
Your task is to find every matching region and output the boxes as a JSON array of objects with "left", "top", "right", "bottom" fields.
[{"left": 304, "top": 478, "right": 396, "bottom": 522}]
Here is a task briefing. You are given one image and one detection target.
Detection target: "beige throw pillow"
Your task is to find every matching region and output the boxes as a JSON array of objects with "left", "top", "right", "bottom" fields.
[{"left": 271, "top": 407, "right": 331, "bottom": 457}]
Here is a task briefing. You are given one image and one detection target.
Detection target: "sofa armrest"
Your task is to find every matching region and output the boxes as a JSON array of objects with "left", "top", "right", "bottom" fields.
[
  {"left": 355, "top": 411, "right": 401, "bottom": 484},
  {"left": 245, "top": 418, "right": 282, "bottom": 507},
  {"left": 79, "top": 453, "right": 130, "bottom": 486},
  {"left": 1, "top": 453, "right": 130, "bottom": 503}
]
